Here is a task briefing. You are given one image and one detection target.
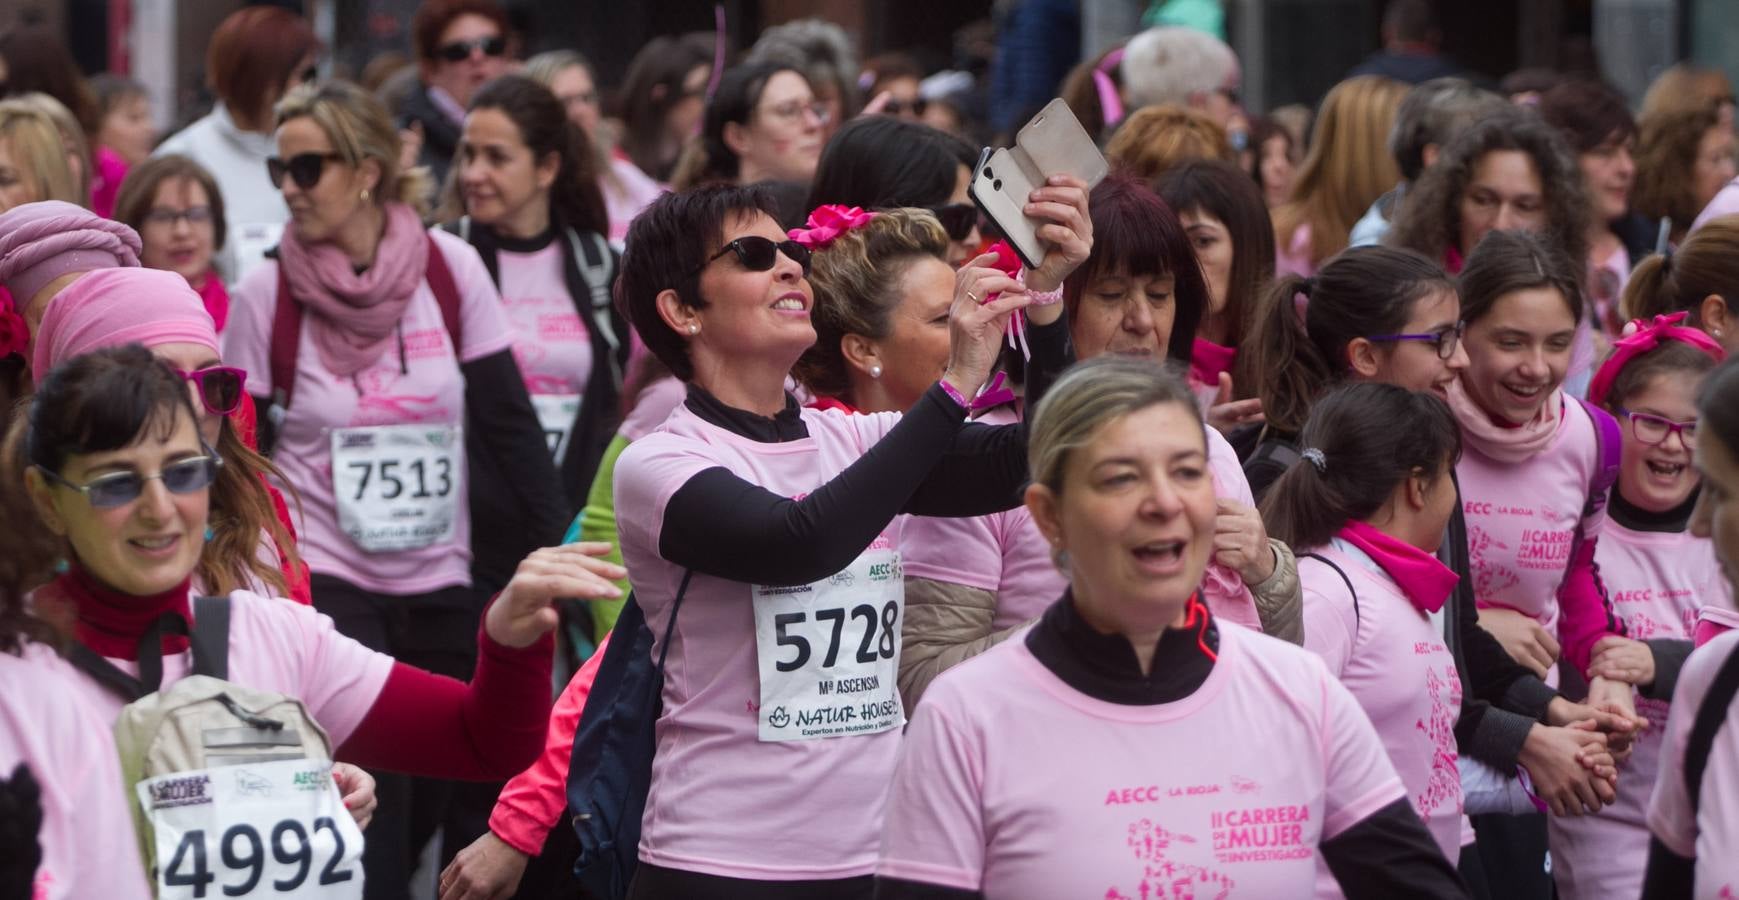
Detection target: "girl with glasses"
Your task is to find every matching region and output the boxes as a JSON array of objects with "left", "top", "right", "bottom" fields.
[
  {"left": 1546, "top": 315, "right": 1728, "bottom": 900},
  {"left": 607, "top": 177, "right": 1082, "bottom": 898},
  {"left": 5, "top": 343, "right": 621, "bottom": 900},
  {"left": 114, "top": 155, "right": 231, "bottom": 333},
  {"left": 223, "top": 78, "right": 567, "bottom": 895},
  {"left": 674, "top": 62, "right": 828, "bottom": 192}
]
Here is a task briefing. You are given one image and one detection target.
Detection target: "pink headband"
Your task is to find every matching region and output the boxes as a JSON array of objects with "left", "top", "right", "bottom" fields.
[
  {"left": 1095, "top": 48, "right": 1127, "bottom": 127},
  {"left": 789, "top": 205, "right": 877, "bottom": 249},
  {"left": 1587, "top": 312, "right": 1727, "bottom": 407},
  {"left": 31, "top": 267, "right": 218, "bottom": 383},
  {"left": 0, "top": 201, "right": 142, "bottom": 307}
]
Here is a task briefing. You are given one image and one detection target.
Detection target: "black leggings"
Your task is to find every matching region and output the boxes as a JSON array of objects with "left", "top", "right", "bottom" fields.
[
  {"left": 311, "top": 574, "right": 484, "bottom": 900},
  {"left": 626, "top": 862, "right": 874, "bottom": 900}
]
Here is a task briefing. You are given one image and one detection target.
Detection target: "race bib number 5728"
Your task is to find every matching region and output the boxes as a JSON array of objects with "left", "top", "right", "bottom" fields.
[{"left": 138, "top": 758, "right": 364, "bottom": 899}]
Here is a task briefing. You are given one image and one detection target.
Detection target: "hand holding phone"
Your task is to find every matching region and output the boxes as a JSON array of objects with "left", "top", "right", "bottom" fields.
[{"left": 969, "top": 99, "right": 1109, "bottom": 271}]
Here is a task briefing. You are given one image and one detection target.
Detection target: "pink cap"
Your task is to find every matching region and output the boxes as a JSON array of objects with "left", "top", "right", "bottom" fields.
[
  {"left": 32, "top": 267, "right": 218, "bottom": 383},
  {"left": 0, "top": 201, "right": 142, "bottom": 307}
]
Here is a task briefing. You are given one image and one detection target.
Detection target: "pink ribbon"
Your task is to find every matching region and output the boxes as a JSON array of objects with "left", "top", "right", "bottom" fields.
[
  {"left": 1587, "top": 312, "right": 1726, "bottom": 406},
  {"left": 1092, "top": 47, "right": 1127, "bottom": 127},
  {"left": 969, "top": 371, "right": 1016, "bottom": 410},
  {"left": 0, "top": 287, "right": 24, "bottom": 359},
  {"left": 788, "top": 205, "right": 878, "bottom": 250},
  {"left": 979, "top": 241, "right": 1034, "bottom": 361}
]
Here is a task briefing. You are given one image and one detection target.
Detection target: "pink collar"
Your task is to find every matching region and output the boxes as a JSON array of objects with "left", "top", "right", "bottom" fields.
[
  {"left": 1335, "top": 521, "right": 1458, "bottom": 615},
  {"left": 1189, "top": 337, "right": 1236, "bottom": 386},
  {"left": 1445, "top": 377, "right": 1562, "bottom": 464}
]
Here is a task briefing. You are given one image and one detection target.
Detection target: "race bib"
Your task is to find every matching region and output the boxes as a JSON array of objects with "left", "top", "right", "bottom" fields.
[
  {"left": 330, "top": 423, "right": 461, "bottom": 553},
  {"left": 231, "top": 222, "right": 285, "bottom": 283},
  {"left": 138, "top": 758, "right": 364, "bottom": 900},
  {"left": 531, "top": 393, "right": 581, "bottom": 461},
  {"left": 752, "top": 546, "right": 905, "bottom": 742}
]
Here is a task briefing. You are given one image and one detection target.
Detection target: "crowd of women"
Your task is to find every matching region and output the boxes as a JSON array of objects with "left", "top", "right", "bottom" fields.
[{"left": 2, "top": 0, "right": 1739, "bottom": 898}]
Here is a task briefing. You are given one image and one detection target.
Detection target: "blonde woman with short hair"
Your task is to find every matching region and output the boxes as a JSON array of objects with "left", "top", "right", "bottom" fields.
[{"left": 0, "top": 98, "right": 82, "bottom": 211}]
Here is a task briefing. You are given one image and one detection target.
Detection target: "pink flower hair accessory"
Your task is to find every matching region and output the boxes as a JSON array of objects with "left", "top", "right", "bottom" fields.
[
  {"left": 1587, "top": 312, "right": 1727, "bottom": 407},
  {"left": 788, "top": 205, "right": 878, "bottom": 250}
]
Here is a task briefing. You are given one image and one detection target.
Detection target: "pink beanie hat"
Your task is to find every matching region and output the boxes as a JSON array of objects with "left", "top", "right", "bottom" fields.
[
  {"left": 0, "top": 200, "right": 142, "bottom": 306},
  {"left": 32, "top": 267, "right": 217, "bottom": 383}
]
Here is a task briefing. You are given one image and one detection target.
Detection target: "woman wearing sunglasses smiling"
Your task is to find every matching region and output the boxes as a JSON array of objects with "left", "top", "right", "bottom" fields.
[
  {"left": 608, "top": 175, "right": 1085, "bottom": 898},
  {"left": 400, "top": 0, "right": 513, "bottom": 188},
  {"left": 225, "top": 78, "right": 567, "bottom": 894},
  {"left": 7, "top": 343, "right": 622, "bottom": 899}
]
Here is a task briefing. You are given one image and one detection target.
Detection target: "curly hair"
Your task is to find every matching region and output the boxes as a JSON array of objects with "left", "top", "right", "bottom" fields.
[
  {"left": 1633, "top": 105, "right": 1724, "bottom": 234},
  {"left": 792, "top": 209, "right": 950, "bottom": 402},
  {"left": 1386, "top": 107, "right": 1589, "bottom": 274},
  {"left": 1273, "top": 75, "right": 1407, "bottom": 269},
  {"left": 1105, "top": 105, "right": 1233, "bottom": 183}
]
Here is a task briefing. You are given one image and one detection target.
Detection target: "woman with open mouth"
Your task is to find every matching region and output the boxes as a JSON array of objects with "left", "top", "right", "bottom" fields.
[
  {"left": 877, "top": 357, "right": 1466, "bottom": 899},
  {"left": 1549, "top": 313, "right": 1729, "bottom": 900}
]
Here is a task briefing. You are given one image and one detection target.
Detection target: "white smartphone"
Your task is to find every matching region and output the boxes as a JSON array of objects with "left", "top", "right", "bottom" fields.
[{"left": 968, "top": 98, "right": 1110, "bottom": 270}]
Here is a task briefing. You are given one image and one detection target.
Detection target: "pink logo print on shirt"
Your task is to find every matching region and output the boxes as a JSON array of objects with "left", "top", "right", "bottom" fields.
[
  {"left": 350, "top": 369, "right": 447, "bottom": 427},
  {"left": 1414, "top": 665, "right": 1463, "bottom": 818},
  {"left": 1467, "top": 526, "right": 1520, "bottom": 599},
  {"left": 1108, "top": 819, "right": 1235, "bottom": 900}
]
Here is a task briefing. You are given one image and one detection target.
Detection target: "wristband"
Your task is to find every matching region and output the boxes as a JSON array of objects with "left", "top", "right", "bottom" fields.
[
  {"left": 938, "top": 377, "right": 972, "bottom": 410},
  {"left": 1026, "top": 284, "right": 1064, "bottom": 306}
]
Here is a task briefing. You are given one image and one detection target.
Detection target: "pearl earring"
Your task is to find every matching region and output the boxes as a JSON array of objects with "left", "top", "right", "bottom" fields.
[
  {"left": 360, "top": 187, "right": 371, "bottom": 202},
  {"left": 688, "top": 324, "right": 699, "bottom": 335},
  {"left": 869, "top": 364, "right": 882, "bottom": 378}
]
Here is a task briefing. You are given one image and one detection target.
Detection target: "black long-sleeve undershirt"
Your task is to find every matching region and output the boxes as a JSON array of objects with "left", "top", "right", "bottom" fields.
[
  {"left": 1640, "top": 836, "right": 1695, "bottom": 898},
  {"left": 656, "top": 318, "right": 1071, "bottom": 587}
]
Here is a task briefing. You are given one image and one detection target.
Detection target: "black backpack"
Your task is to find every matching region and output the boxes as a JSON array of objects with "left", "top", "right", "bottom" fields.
[{"left": 1685, "top": 644, "right": 1739, "bottom": 815}]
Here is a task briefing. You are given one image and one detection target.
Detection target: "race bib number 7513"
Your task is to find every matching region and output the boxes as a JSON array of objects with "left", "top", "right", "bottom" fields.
[{"left": 138, "top": 758, "right": 364, "bottom": 899}]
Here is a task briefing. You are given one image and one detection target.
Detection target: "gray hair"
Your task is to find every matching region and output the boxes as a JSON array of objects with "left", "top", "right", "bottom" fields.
[
  {"left": 1119, "top": 27, "right": 1239, "bottom": 112},
  {"left": 1389, "top": 77, "right": 1509, "bottom": 182},
  {"left": 525, "top": 50, "right": 592, "bottom": 88},
  {"left": 747, "top": 19, "right": 858, "bottom": 105},
  {"left": 1028, "top": 356, "right": 1204, "bottom": 493}
]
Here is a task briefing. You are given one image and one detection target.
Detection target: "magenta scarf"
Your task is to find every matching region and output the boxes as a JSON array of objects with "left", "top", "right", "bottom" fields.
[
  {"left": 277, "top": 202, "right": 430, "bottom": 376},
  {"left": 1190, "top": 337, "right": 1236, "bottom": 387},
  {"left": 193, "top": 271, "right": 230, "bottom": 333},
  {"left": 1336, "top": 521, "right": 1459, "bottom": 614},
  {"left": 1445, "top": 377, "right": 1562, "bottom": 464}
]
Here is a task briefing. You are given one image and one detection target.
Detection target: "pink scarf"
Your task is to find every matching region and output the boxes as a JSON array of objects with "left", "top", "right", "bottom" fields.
[
  {"left": 1190, "top": 337, "right": 1236, "bottom": 387},
  {"left": 1336, "top": 521, "right": 1459, "bottom": 614},
  {"left": 193, "top": 271, "right": 231, "bottom": 333},
  {"left": 277, "top": 202, "right": 430, "bottom": 377},
  {"left": 1445, "top": 377, "right": 1562, "bottom": 464}
]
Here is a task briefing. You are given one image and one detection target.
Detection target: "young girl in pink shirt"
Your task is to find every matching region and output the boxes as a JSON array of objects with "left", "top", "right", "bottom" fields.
[
  {"left": 1265, "top": 383, "right": 1472, "bottom": 887},
  {"left": 878, "top": 357, "right": 1466, "bottom": 899},
  {"left": 1550, "top": 314, "right": 1728, "bottom": 900},
  {"left": 1642, "top": 356, "right": 1739, "bottom": 897}
]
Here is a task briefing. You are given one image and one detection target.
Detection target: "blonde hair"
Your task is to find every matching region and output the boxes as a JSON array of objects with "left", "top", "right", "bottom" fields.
[
  {"left": 0, "top": 96, "right": 84, "bottom": 205},
  {"left": 792, "top": 208, "right": 949, "bottom": 401},
  {"left": 1273, "top": 76, "right": 1406, "bottom": 267},
  {"left": 1639, "top": 63, "right": 1734, "bottom": 123},
  {"left": 1622, "top": 215, "right": 1739, "bottom": 324},
  {"left": 1028, "top": 355, "right": 1202, "bottom": 493},
  {"left": 1633, "top": 105, "right": 1724, "bottom": 235},
  {"left": 274, "top": 80, "right": 434, "bottom": 215},
  {"left": 1105, "top": 105, "right": 1233, "bottom": 183}
]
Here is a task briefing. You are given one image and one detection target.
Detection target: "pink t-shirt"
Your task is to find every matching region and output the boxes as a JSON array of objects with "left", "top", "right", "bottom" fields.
[
  {"left": 878, "top": 624, "right": 1405, "bottom": 897},
  {"left": 1, "top": 643, "right": 152, "bottom": 900},
  {"left": 602, "top": 155, "right": 666, "bottom": 245},
  {"left": 1455, "top": 397, "right": 1606, "bottom": 679},
  {"left": 497, "top": 242, "right": 592, "bottom": 396},
  {"left": 900, "top": 406, "right": 1065, "bottom": 629},
  {"left": 1300, "top": 543, "right": 1464, "bottom": 879},
  {"left": 224, "top": 230, "right": 513, "bottom": 594},
  {"left": 1647, "top": 629, "right": 1739, "bottom": 898},
  {"left": 613, "top": 401, "right": 908, "bottom": 879},
  {"left": 1549, "top": 518, "right": 1731, "bottom": 900},
  {"left": 56, "top": 590, "right": 396, "bottom": 747}
]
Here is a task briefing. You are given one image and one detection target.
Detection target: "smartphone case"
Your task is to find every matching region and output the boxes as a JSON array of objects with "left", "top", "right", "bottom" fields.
[{"left": 969, "top": 99, "right": 1109, "bottom": 270}]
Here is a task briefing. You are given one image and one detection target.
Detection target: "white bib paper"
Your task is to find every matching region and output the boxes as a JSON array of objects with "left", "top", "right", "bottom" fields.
[
  {"left": 531, "top": 393, "right": 581, "bottom": 461},
  {"left": 752, "top": 546, "right": 905, "bottom": 742},
  {"left": 330, "top": 423, "right": 461, "bottom": 553},
  {"left": 138, "top": 758, "right": 364, "bottom": 900}
]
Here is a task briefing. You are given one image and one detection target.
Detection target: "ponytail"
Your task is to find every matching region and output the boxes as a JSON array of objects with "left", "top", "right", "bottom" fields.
[
  {"left": 1247, "top": 273, "right": 1332, "bottom": 436},
  {"left": 1261, "top": 383, "right": 1462, "bottom": 550},
  {"left": 1621, "top": 252, "right": 1674, "bottom": 322},
  {"left": 1619, "top": 218, "right": 1739, "bottom": 329}
]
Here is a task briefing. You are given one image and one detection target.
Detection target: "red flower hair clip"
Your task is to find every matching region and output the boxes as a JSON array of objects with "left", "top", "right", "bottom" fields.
[{"left": 788, "top": 205, "right": 877, "bottom": 250}]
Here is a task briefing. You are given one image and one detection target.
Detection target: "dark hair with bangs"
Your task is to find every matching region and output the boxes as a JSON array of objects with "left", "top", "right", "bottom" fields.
[
  {"left": 618, "top": 183, "right": 787, "bottom": 381},
  {"left": 807, "top": 116, "right": 977, "bottom": 211},
  {"left": 1157, "top": 159, "right": 1276, "bottom": 394},
  {"left": 1246, "top": 245, "right": 1454, "bottom": 435},
  {"left": 1458, "top": 229, "right": 1585, "bottom": 328},
  {"left": 25, "top": 344, "right": 198, "bottom": 476},
  {"left": 1261, "top": 382, "right": 1462, "bottom": 550},
  {"left": 1063, "top": 171, "right": 1207, "bottom": 365},
  {"left": 685, "top": 62, "right": 808, "bottom": 187},
  {"left": 1537, "top": 79, "right": 1636, "bottom": 155}
]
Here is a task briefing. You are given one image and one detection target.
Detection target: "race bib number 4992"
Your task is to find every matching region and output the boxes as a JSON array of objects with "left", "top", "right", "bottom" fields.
[
  {"left": 752, "top": 547, "right": 905, "bottom": 742},
  {"left": 330, "top": 423, "right": 461, "bottom": 553},
  {"left": 138, "top": 758, "right": 364, "bottom": 899}
]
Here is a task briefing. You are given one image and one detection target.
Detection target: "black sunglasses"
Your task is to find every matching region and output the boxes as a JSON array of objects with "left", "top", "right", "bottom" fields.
[
  {"left": 177, "top": 366, "right": 248, "bottom": 417},
  {"left": 927, "top": 204, "right": 978, "bottom": 242},
  {"left": 688, "top": 236, "right": 812, "bottom": 278},
  {"left": 266, "top": 152, "right": 345, "bottom": 191},
  {"left": 41, "top": 455, "right": 223, "bottom": 510},
  {"left": 438, "top": 36, "right": 507, "bottom": 63}
]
